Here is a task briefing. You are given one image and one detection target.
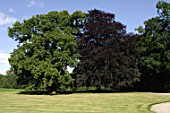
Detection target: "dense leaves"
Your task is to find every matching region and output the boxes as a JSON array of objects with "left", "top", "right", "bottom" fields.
[
  {"left": 136, "top": 1, "right": 170, "bottom": 92},
  {"left": 8, "top": 11, "right": 85, "bottom": 92},
  {"left": 75, "top": 9, "right": 140, "bottom": 90},
  {"left": 0, "top": 71, "right": 18, "bottom": 89},
  {"left": 7, "top": 1, "right": 169, "bottom": 92}
]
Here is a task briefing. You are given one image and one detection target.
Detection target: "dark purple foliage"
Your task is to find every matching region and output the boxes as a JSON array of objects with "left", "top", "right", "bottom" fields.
[{"left": 75, "top": 9, "right": 140, "bottom": 90}]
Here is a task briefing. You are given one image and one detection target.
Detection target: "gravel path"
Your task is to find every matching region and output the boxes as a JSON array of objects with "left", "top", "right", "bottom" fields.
[
  {"left": 151, "top": 102, "right": 170, "bottom": 113},
  {"left": 151, "top": 93, "right": 170, "bottom": 113}
]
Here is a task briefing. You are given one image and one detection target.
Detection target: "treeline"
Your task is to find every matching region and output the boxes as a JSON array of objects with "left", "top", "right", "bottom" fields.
[
  {"left": 0, "top": 71, "right": 24, "bottom": 89},
  {"left": 0, "top": 72, "right": 18, "bottom": 89},
  {"left": 6, "top": 1, "right": 170, "bottom": 92}
]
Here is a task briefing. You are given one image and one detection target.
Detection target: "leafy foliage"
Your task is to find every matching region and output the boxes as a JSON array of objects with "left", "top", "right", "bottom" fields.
[
  {"left": 8, "top": 10, "right": 86, "bottom": 92},
  {"left": 75, "top": 9, "right": 140, "bottom": 90},
  {"left": 7, "top": 1, "right": 169, "bottom": 93},
  {"left": 136, "top": 1, "right": 170, "bottom": 91},
  {"left": 0, "top": 72, "right": 17, "bottom": 89}
]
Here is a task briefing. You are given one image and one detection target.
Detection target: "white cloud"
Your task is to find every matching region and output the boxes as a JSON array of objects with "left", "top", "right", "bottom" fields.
[
  {"left": 9, "top": 8, "right": 15, "bottom": 13},
  {"left": 0, "top": 51, "right": 10, "bottom": 75},
  {"left": 0, "top": 12, "right": 17, "bottom": 26},
  {"left": 27, "top": 0, "right": 36, "bottom": 7},
  {"left": 27, "top": 0, "right": 44, "bottom": 8},
  {"left": 0, "top": 54, "right": 9, "bottom": 64}
]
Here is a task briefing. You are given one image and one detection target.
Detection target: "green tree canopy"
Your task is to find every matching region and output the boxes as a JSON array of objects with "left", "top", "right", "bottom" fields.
[
  {"left": 136, "top": 1, "right": 170, "bottom": 92},
  {"left": 0, "top": 70, "right": 17, "bottom": 89},
  {"left": 8, "top": 10, "right": 85, "bottom": 92}
]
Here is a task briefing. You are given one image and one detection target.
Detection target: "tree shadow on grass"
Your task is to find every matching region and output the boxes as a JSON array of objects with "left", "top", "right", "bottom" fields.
[
  {"left": 18, "top": 91, "right": 75, "bottom": 95},
  {"left": 18, "top": 90, "right": 117, "bottom": 95}
]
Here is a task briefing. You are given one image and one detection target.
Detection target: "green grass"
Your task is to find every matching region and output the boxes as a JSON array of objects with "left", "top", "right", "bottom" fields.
[
  {"left": 0, "top": 89, "right": 170, "bottom": 113},
  {"left": 0, "top": 88, "right": 23, "bottom": 92}
]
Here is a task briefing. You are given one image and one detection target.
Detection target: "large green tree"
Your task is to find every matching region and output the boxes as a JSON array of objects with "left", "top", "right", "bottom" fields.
[
  {"left": 136, "top": 1, "right": 170, "bottom": 92},
  {"left": 75, "top": 9, "right": 140, "bottom": 91},
  {"left": 8, "top": 10, "right": 85, "bottom": 92}
]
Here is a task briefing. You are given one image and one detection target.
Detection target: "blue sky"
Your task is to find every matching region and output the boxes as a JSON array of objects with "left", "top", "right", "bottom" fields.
[{"left": 0, "top": 0, "right": 169, "bottom": 75}]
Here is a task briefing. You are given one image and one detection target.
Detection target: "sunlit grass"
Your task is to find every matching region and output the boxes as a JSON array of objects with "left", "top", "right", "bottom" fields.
[
  {"left": 0, "top": 89, "right": 170, "bottom": 113},
  {"left": 0, "top": 88, "right": 23, "bottom": 92}
]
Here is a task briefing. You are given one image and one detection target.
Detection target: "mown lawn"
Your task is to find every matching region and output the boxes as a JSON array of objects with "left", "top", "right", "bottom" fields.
[{"left": 0, "top": 88, "right": 170, "bottom": 113}]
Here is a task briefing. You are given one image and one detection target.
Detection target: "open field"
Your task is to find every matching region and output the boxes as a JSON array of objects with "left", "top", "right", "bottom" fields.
[{"left": 0, "top": 88, "right": 170, "bottom": 113}]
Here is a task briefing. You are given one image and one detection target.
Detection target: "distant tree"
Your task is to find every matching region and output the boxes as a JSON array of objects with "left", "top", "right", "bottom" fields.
[
  {"left": 136, "top": 1, "right": 170, "bottom": 92},
  {"left": 8, "top": 10, "right": 85, "bottom": 92},
  {"left": 75, "top": 9, "right": 140, "bottom": 90},
  {"left": 0, "top": 74, "right": 5, "bottom": 88},
  {"left": 0, "top": 71, "right": 17, "bottom": 89},
  {"left": 6, "top": 67, "right": 15, "bottom": 75}
]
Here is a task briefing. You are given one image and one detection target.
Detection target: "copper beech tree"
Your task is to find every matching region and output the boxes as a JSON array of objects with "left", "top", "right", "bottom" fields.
[{"left": 75, "top": 9, "right": 140, "bottom": 90}]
